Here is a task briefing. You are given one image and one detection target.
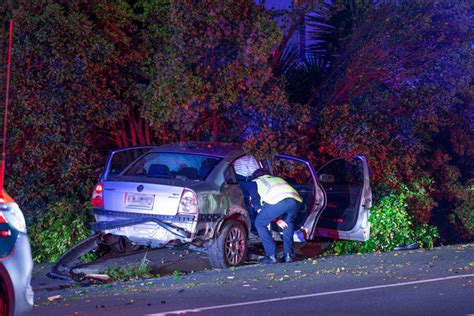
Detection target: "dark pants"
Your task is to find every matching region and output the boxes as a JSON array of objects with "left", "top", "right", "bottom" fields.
[
  {"left": 238, "top": 180, "right": 258, "bottom": 233},
  {"left": 255, "top": 198, "right": 300, "bottom": 257}
]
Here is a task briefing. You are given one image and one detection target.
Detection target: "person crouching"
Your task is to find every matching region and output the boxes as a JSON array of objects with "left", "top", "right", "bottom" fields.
[{"left": 249, "top": 168, "right": 303, "bottom": 264}]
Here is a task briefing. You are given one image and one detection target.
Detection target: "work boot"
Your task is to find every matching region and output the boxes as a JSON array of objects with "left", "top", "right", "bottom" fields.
[
  {"left": 259, "top": 255, "right": 278, "bottom": 264},
  {"left": 283, "top": 253, "right": 294, "bottom": 263}
]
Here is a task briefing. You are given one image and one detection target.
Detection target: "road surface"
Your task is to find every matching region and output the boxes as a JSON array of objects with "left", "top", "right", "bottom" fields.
[{"left": 30, "top": 243, "right": 474, "bottom": 315}]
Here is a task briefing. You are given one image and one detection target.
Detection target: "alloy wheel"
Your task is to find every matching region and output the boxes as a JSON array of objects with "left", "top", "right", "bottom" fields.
[{"left": 224, "top": 225, "right": 246, "bottom": 266}]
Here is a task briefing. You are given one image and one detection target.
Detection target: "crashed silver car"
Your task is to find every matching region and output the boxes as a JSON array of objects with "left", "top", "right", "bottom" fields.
[{"left": 91, "top": 142, "right": 372, "bottom": 268}]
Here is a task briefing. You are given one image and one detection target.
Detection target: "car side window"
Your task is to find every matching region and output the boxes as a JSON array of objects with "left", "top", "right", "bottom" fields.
[
  {"left": 109, "top": 149, "right": 150, "bottom": 176},
  {"left": 347, "top": 159, "right": 364, "bottom": 185},
  {"left": 319, "top": 159, "right": 363, "bottom": 186},
  {"left": 224, "top": 165, "right": 238, "bottom": 184},
  {"left": 270, "top": 158, "right": 312, "bottom": 185}
]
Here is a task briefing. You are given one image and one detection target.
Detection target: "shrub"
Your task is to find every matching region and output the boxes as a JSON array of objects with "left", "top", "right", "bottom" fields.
[
  {"left": 454, "top": 183, "right": 474, "bottom": 238},
  {"left": 103, "top": 253, "right": 157, "bottom": 282},
  {"left": 327, "top": 184, "right": 439, "bottom": 255},
  {"left": 29, "top": 200, "right": 94, "bottom": 263},
  {"left": 315, "top": 0, "right": 473, "bottom": 230}
]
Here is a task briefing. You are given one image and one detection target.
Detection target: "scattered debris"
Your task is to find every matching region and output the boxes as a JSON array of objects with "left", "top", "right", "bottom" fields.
[
  {"left": 394, "top": 243, "right": 419, "bottom": 251},
  {"left": 47, "top": 295, "right": 62, "bottom": 302},
  {"left": 85, "top": 273, "right": 111, "bottom": 282}
]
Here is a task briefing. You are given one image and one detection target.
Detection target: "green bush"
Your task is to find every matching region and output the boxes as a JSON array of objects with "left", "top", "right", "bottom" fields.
[
  {"left": 29, "top": 200, "right": 94, "bottom": 263},
  {"left": 103, "top": 253, "right": 157, "bottom": 281},
  {"left": 454, "top": 184, "right": 474, "bottom": 238},
  {"left": 327, "top": 185, "right": 439, "bottom": 255}
]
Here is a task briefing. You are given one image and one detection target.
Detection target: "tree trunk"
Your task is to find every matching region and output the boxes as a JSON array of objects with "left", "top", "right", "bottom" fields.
[{"left": 212, "top": 111, "right": 218, "bottom": 140}]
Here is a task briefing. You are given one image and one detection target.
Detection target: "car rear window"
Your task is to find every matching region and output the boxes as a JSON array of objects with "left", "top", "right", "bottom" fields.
[{"left": 123, "top": 152, "right": 222, "bottom": 181}]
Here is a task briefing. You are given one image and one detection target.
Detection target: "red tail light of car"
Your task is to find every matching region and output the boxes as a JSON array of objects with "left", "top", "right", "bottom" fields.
[
  {"left": 91, "top": 183, "right": 104, "bottom": 207},
  {"left": 0, "top": 212, "right": 7, "bottom": 224},
  {"left": 0, "top": 211, "right": 10, "bottom": 237}
]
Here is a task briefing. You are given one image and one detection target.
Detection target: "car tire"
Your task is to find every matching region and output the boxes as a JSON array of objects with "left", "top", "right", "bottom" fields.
[{"left": 208, "top": 220, "right": 248, "bottom": 269}]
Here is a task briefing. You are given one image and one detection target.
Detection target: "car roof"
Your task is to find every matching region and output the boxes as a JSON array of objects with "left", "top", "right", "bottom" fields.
[{"left": 152, "top": 142, "right": 244, "bottom": 159}]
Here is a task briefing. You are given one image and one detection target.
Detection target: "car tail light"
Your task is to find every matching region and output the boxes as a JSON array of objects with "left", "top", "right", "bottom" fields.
[
  {"left": 0, "top": 191, "right": 15, "bottom": 204},
  {"left": 177, "top": 189, "right": 198, "bottom": 214},
  {"left": 91, "top": 183, "right": 104, "bottom": 207},
  {"left": 0, "top": 211, "right": 7, "bottom": 224},
  {"left": 0, "top": 228, "right": 11, "bottom": 237},
  {"left": 0, "top": 211, "right": 9, "bottom": 238}
]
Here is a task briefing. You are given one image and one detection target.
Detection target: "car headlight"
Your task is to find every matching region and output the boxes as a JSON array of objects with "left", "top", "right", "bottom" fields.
[{"left": 0, "top": 203, "right": 27, "bottom": 233}]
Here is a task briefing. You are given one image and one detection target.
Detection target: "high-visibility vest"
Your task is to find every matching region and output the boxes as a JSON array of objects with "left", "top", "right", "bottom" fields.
[{"left": 253, "top": 175, "right": 303, "bottom": 205}]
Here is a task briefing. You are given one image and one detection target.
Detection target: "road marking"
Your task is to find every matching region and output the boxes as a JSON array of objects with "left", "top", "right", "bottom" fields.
[{"left": 148, "top": 273, "right": 474, "bottom": 315}]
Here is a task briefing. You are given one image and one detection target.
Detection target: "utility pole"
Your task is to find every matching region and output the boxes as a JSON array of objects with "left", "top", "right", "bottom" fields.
[{"left": 0, "top": 19, "right": 13, "bottom": 194}]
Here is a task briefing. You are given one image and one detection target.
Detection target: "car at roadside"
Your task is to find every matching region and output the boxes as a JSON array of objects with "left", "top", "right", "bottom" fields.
[
  {"left": 0, "top": 190, "right": 34, "bottom": 315},
  {"left": 91, "top": 142, "right": 372, "bottom": 268}
]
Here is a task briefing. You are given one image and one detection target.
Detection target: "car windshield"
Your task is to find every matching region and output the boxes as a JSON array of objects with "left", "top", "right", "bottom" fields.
[{"left": 122, "top": 152, "right": 222, "bottom": 181}]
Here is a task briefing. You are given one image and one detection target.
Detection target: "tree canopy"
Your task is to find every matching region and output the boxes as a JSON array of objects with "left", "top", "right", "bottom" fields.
[{"left": 0, "top": 0, "right": 471, "bottom": 251}]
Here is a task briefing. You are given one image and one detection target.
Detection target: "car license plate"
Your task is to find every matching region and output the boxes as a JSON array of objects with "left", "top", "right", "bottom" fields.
[{"left": 125, "top": 193, "right": 154, "bottom": 210}]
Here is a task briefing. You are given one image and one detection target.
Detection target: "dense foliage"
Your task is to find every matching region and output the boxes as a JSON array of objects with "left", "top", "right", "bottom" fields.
[
  {"left": 29, "top": 199, "right": 93, "bottom": 263},
  {"left": 142, "top": 0, "right": 310, "bottom": 157},
  {"left": 314, "top": 0, "right": 473, "bottom": 242},
  {"left": 0, "top": 0, "right": 471, "bottom": 261},
  {"left": 327, "top": 183, "right": 440, "bottom": 255}
]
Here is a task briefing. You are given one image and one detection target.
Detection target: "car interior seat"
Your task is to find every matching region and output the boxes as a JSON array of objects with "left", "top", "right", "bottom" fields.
[
  {"left": 148, "top": 164, "right": 171, "bottom": 177},
  {"left": 177, "top": 167, "right": 198, "bottom": 179}
]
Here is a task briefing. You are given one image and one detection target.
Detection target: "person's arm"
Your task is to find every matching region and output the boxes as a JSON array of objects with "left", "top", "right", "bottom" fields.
[{"left": 247, "top": 181, "right": 262, "bottom": 211}]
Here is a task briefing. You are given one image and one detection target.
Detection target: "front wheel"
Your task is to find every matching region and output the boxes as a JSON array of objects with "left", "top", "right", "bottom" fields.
[{"left": 208, "top": 220, "right": 248, "bottom": 269}]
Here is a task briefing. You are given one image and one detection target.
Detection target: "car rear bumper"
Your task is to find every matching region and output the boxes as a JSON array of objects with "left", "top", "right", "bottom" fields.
[
  {"left": 1, "top": 233, "right": 34, "bottom": 315},
  {"left": 93, "top": 208, "right": 197, "bottom": 247}
]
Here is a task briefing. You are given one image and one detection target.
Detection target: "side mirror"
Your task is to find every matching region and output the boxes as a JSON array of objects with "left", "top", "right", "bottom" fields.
[
  {"left": 224, "top": 166, "right": 238, "bottom": 185},
  {"left": 319, "top": 173, "right": 335, "bottom": 184}
]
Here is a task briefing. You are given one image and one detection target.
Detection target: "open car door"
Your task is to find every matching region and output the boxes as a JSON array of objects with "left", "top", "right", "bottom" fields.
[
  {"left": 311, "top": 156, "right": 372, "bottom": 242},
  {"left": 100, "top": 146, "right": 159, "bottom": 182},
  {"left": 268, "top": 155, "right": 326, "bottom": 239}
]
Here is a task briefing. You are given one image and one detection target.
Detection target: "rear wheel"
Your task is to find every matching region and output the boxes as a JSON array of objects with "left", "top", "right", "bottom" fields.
[{"left": 208, "top": 220, "right": 248, "bottom": 269}]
